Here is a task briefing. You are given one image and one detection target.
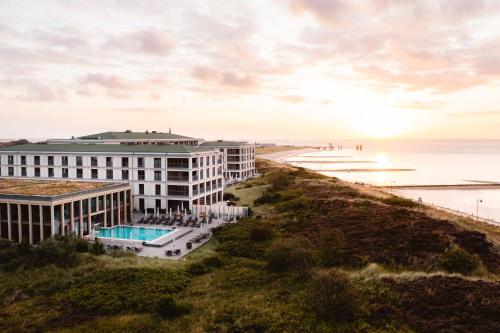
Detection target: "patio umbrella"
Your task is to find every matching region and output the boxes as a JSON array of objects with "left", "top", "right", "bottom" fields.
[{"left": 169, "top": 208, "right": 172, "bottom": 219}]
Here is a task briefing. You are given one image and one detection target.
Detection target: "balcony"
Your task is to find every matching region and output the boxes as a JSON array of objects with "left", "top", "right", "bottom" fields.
[
  {"left": 167, "top": 191, "right": 189, "bottom": 197},
  {"left": 192, "top": 175, "right": 198, "bottom": 181},
  {"left": 167, "top": 163, "right": 189, "bottom": 169},
  {"left": 168, "top": 176, "right": 189, "bottom": 181},
  {"left": 192, "top": 163, "right": 198, "bottom": 168}
]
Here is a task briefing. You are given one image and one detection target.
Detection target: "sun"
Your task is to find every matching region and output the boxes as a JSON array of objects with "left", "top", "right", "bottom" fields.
[{"left": 351, "top": 108, "right": 412, "bottom": 139}]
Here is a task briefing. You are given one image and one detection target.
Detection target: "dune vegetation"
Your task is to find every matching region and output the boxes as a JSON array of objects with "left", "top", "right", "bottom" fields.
[{"left": 0, "top": 158, "right": 499, "bottom": 332}]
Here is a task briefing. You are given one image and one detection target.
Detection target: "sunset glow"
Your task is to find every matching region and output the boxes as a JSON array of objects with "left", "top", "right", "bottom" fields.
[{"left": 1, "top": 0, "right": 500, "bottom": 141}]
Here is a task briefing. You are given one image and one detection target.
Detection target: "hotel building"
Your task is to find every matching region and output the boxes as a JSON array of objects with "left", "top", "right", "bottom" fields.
[
  {"left": 0, "top": 178, "right": 131, "bottom": 244},
  {"left": 0, "top": 143, "right": 224, "bottom": 214},
  {"left": 200, "top": 141, "right": 256, "bottom": 181}
]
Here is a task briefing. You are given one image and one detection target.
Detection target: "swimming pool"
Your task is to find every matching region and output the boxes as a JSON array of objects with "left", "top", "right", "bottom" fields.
[{"left": 96, "top": 225, "right": 173, "bottom": 241}]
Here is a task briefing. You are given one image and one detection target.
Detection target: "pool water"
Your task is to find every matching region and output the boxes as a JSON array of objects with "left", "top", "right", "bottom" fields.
[{"left": 97, "top": 225, "right": 172, "bottom": 241}]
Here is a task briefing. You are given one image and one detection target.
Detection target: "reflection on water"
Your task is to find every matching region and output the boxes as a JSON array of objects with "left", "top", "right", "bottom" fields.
[{"left": 284, "top": 141, "right": 500, "bottom": 223}]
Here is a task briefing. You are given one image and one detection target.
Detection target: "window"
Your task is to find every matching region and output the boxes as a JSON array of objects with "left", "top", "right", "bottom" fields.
[
  {"left": 77, "top": 168, "right": 83, "bottom": 179},
  {"left": 137, "top": 157, "right": 144, "bottom": 168},
  {"left": 200, "top": 169, "right": 204, "bottom": 179},
  {"left": 21, "top": 156, "right": 26, "bottom": 165},
  {"left": 206, "top": 156, "right": 210, "bottom": 166},
  {"left": 35, "top": 167, "right": 40, "bottom": 177},
  {"left": 155, "top": 199, "right": 161, "bottom": 210},
  {"left": 154, "top": 170, "right": 161, "bottom": 181},
  {"left": 8, "top": 167, "right": 14, "bottom": 176},
  {"left": 48, "top": 168, "right": 54, "bottom": 177},
  {"left": 138, "top": 170, "right": 145, "bottom": 180},
  {"left": 76, "top": 156, "right": 83, "bottom": 166},
  {"left": 122, "top": 170, "right": 129, "bottom": 180},
  {"left": 21, "top": 167, "right": 27, "bottom": 177},
  {"left": 8, "top": 155, "right": 14, "bottom": 165},
  {"left": 155, "top": 184, "right": 161, "bottom": 195},
  {"left": 91, "top": 169, "right": 98, "bottom": 179},
  {"left": 62, "top": 168, "right": 69, "bottom": 178},
  {"left": 48, "top": 156, "right": 54, "bottom": 166},
  {"left": 106, "top": 157, "right": 113, "bottom": 167},
  {"left": 139, "top": 184, "right": 144, "bottom": 195},
  {"left": 154, "top": 158, "right": 161, "bottom": 168},
  {"left": 206, "top": 168, "right": 210, "bottom": 178},
  {"left": 34, "top": 156, "right": 40, "bottom": 165},
  {"left": 91, "top": 156, "right": 98, "bottom": 167},
  {"left": 121, "top": 157, "right": 129, "bottom": 167},
  {"left": 62, "top": 156, "right": 68, "bottom": 166},
  {"left": 106, "top": 169, "right": 113, "bottom": 180},
  {"left": 212, "top": 156, "right": 215, "bottom": 165},
  {"left": 200, "top": 157, "right": 204, "bottom": 167}
]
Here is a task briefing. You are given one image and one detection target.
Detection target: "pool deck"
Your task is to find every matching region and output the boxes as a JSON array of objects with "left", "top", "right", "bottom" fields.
[{"left": 95, "top": 215, "right": 234, "bottom": 260}]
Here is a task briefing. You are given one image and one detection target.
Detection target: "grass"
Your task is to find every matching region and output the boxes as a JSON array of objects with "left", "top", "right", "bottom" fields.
[{"left": 0, "top": 158, "right": 499, "bottom": 332}]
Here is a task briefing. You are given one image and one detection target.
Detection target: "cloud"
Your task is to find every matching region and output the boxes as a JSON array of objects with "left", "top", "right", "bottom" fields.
[
  {"left": 0, "top": 78, "right": 67, "bottom": 102},
  {"left": 276, "top": 95, "right": 304, "bottom": 103},
  {"left": 106, "top": 29, "right": 173, "bottom": 56},
  {"left": 290, "top": 0, "right": 348, "bottom": 25},
  {"left": 191, "top": 66, "right": 258, "bottom": 91}
]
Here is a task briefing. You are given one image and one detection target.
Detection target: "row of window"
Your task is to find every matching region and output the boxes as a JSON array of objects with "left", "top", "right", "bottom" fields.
[{"left": 3, "top": 155, "right": 223, "bottom": 169}]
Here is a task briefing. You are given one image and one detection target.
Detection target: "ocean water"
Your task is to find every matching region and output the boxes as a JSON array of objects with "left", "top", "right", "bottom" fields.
[{"left": 282, "top": 140, "right": 500, "bottom": 223}]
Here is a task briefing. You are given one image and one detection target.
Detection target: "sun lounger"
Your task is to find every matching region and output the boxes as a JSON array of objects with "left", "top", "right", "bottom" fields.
[
  {"left": 174, "top": 249, "right": 181, "bottom": 256},
  {"left": 134, "top": 247, "right": 142, "bottom": 253},
  {"left": 165, "top": 250, "right": 173, "bottom": 256}
]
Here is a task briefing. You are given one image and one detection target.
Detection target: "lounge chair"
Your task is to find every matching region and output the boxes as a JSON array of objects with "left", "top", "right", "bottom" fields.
[
  {"left": 165, "top": 250, "right": 173, "bottom": 256},
  {"left": 134, "top": 247, "right": 143, "bottom": 253},
  {"left": 174, "top": 249, "right": 181, "bottom": 256},
  {"left": 126, "top": 246, "right": 133, "bottom": 251}
]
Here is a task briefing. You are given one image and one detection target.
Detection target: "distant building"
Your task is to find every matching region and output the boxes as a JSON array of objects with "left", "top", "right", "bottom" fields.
[
  {"left": 200, "top": 140, "right": 256, "bottom": 181},
  {"left": 0, "top": 143, "right": 224, "bottom": 214},
  {"left": 0, "top": 178, "right": 131, "bottom": 244}
]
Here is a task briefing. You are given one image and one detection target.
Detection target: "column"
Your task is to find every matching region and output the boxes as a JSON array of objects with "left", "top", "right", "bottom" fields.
[
  {"left": 39, "top": 205, "right": 44, "bottom": 241},
  {"left": 50, "top": 205, "right": 55, "bottom": 237},
  {"left": 70, "top": 201, "right": 74, "bottom": 236},
  {"left": 17, "top": 204, "right": 22, "bottom": 243},
  {"left": 87, "top": 198, "right": 91, "bottom": 235},
  {"left": 110, "top": 193, "right": 114, "bottom": 227},
  {"left": 128, "top": 190, "right": 133, "bottom": 222},
  {"left": 79, "top": 199, "right": 83, "bottom": 237},
  {"left": 7, "top": 203, "right": 12, "bottom": 241},
  {"left": 0, "top": 203, "right": 2, "bottom": 239},
  {"left": 103, "top": 194, "right": 107, "bottom": 227},
  {"left": 117, "top": 192, "right": 121, "bottom": 225},
  {"left": 60, "top": 204, "right": 65, "bottom": 237},
  {"left": 123, "top": 191, "right": 127, "bottom": 223},
  {"left": 28, "top": 204, "right": 33, "bottom": 245}
]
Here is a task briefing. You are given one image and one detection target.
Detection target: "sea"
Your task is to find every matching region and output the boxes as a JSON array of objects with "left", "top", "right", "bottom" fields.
[{"left": 271, "top": 140, "right": 500, "bottom": 224}]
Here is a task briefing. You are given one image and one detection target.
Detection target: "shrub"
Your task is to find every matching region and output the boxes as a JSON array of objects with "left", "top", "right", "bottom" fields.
[
  {"left": 254, "top": 192, "right": 281, "bottom": 206},
  {"left": 75, "top": 238, "right": 89, "bottom": 252},
  {"left": 265, "top": 238, "right": 317, "bottom": 278},
  {"left": 155, "top": 295, "right": 190, "bottom": 318},
  {"left": 381, "top": 197, "right": 417, "bottom": 208},
  {"left": 186, "top": 262, "right": 212, "bottom": 276},
  {"left": 89, "top": 238, "right": 105, "bottom": 255},
  {"left": 202, "top": 255, "right": 224, "bottom": 268},
  {"left": 268, "top": 171, "right": 291, "bottom": 191},
  {"left": 223, "top": 192, "right": 239, "bottom": 201},
  {"left": 308, "top": 270, "right": 360, "bottom": 322},
  {"left": 318, "top": 229, "right": 347, "bottom": 266},
  {"left": 32, "top": 238, "right": 81, "bottom": 268},
  {"left": 250, "top": 224, "right": 273, "bottom": 242},
  {"left": 438, "top": 246, "right": 480, "bottom": 274}
]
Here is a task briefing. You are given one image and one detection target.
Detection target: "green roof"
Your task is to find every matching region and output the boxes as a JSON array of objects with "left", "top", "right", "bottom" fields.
[
  {"left": 201, "top": 140, "right": 250, "bottom": 147},
  {"left": 0, "top": 144, "right": 214, "bottom": 154},
  {"left": 79, "top": 131, "right": 196, "bottom": 140}
]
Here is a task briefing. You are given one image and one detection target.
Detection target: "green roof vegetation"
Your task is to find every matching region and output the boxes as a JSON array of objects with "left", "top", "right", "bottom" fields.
[
  {"left": 0, "top": 143, "right": 215, "bottom": 154},
  {"left": 201, "top": 140, "right": 251, "bottom": 147},
  {"left": 79, "top": 131, "right": 196, "bottom": 140}
]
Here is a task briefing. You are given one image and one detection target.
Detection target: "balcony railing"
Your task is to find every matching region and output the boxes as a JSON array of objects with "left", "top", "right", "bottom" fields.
[
  {"left": 167, "top": 191, "right": 189, "bottom": 196},
  {"left": 192, "top": 189, "right": 198, "bottom": 195},
  {"left": 167, "top": 163, "right": 189, "bottom": 168},
  {"left": 192, "top": 163, "right": 198, "bottom": 168},
  {"left": 168, "top": 176, "right": 189, "bottom": 181},
  {"left": 192, "top": 175, "right": 198, "bottom": 181}
]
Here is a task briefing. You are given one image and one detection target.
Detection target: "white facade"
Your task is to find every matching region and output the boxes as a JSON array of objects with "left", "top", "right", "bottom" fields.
[{"left": 0, "top": 147, "right": 224, "bottom": 213}]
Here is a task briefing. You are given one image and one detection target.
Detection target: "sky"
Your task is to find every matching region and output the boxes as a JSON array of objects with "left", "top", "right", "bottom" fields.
[{"left": 1, "top": 0, "right": 500, "bottom": 143}]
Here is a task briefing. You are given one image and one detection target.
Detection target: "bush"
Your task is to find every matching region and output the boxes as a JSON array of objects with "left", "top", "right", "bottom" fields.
[
  {"left": 381, "top": 197, "right": 418, "bottom": 208},
  {"left": 186, "top": 262, "right": 212, "bottom": 276},
  {"left": 265, "top": 238, "right": 317, "bottom": 278},
  {"left": 223, "top": 192, "right": 239, "bottom": 201},
  {"left": 89, "top": 238, "right": 105, "bottom": 255},
  {"left": 155, "top": 295, "right": 190, "bottom": 318},
  {"left": 202, "top": 255, "right": 224, "bottom": 268},
  {"left": 32, "top": 238, "right": 81, "bottom": 268},
  {"left": 318, "top": 229, "right": 347, "bottom": 266},
  {"left": 75, "top": 238, "right": 89, "bottom": 252},
  {"left": 438, "top": 246, "right": 480, "bottom": 274},
  {"left": 254, "top": 192, "right": 281, "bottom": 206},
  {"left": 268, "top": 171, "right": 291, "bottom": 191},
  {"left": 308, "top": 270, "right": 360, "bottom": 322},
  {"left": 250, "top": 224, "right": 273, "bottom": 242}
]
